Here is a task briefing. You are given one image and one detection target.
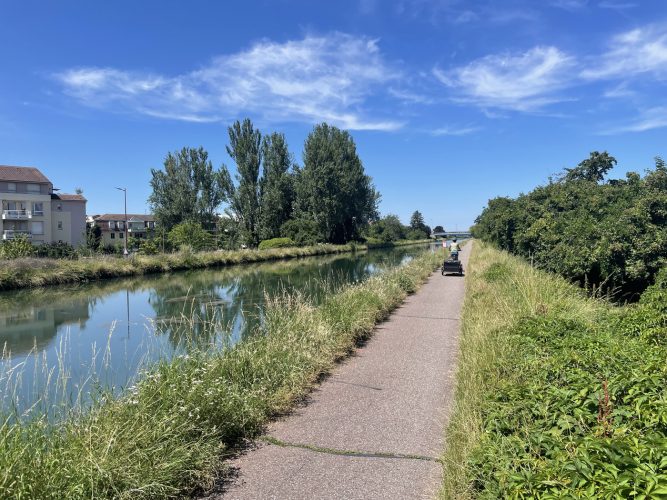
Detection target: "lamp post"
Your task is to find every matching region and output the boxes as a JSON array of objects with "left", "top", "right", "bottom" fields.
[{"left": 115, "top": 187, "right": 128, "bottom": 256}]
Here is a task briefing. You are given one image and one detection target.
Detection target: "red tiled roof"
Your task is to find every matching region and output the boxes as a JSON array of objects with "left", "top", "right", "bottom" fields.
[
  {"left": 0, "top": 165, "right": 51, "bottom": 183},
  {"left": 94, "top": 213, "right": 155, "bottom": 222},
  {"left": 52, "top": 193, "right": 87, "bottom": 202}
]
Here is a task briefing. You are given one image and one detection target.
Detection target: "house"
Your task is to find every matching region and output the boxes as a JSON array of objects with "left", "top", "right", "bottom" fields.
[
  {"left": 91, "top": 214, "right": 156, "bottom": 247},
  {"left": 0, "top": 165, "right": 87, "bottom": 246}
]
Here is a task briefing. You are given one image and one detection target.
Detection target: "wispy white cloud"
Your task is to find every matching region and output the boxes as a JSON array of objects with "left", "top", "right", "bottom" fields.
[
  {"left": 598, "top": 1, "right": 637, "bottom": 10},
  {"left": 549, "top": 0, "right": 588, "bottom": 10},
  {"left": 434, "top": 46, "right": 576, "bottom": 111},
  {"left": 600, "top": 107, "right": 667, "bottom": 134},
  {"left": 431, "top": 125, "right": 481, "bottom": 136},
  {"left": 55, "top": 33, "right": 402, "bottom": 131},
  {"left": 581, "top": 24, "right": 667, "bottom": 80}
]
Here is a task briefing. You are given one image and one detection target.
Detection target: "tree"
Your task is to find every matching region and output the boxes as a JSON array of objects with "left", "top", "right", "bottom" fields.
[
  {"left": 295, "top": 123, "right": 379, "bottom": 243},
  {"left": 563, "top": 151, "right": 617, "bottom": 183},
  {"left": 410, "top": 210, "right": 425, "bottom": 230},
  {"left": 409, "top": 210, "right": 430, "bottom": 238},
  {"left": 258, "top": 132, "right": 294, "bottom": 240},
  {"left": 364, "top": 215, "right": 406, "bottom": 242},
  {"left": 149, "top": 147, "right": 230, "bottom": 231},
  {"left": 225, "top": 119, "right": 263, "bottom": 247},
  {"left": 433, "top": 225, "right": 445, "bottom": 233}
]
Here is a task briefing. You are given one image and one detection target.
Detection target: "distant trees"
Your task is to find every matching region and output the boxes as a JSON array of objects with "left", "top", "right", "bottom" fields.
[
  {"left": 473, "top": 152, "right": 667, "bottom": 299},
  {"left": 148, "top": 120, "right": 389, "bottom": 249},
  {"left": 433, "top": 225, "right": 445, "bottom": 234},
  {"left": 149, "top": 147, "right": 229, "bottom": 231}
]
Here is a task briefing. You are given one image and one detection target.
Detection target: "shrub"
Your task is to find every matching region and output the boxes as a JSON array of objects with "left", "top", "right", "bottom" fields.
[
  {"left": 0, "top": 235, "right": 35, "bottom": 259},
  {"left": 258, "top": 237, "right": 295, "bottom": 250},
  {"left": 280, "top": 218, "right": 323, "bottom": 246},
  {"left": 35, "top": 241, "right": 77, "bottom": 259},
  {"left": 138, "top": 239, "right": 160, "bottom": 255},
  {"left": 168, "top": 222, "right": 214, "bottom": 252}
]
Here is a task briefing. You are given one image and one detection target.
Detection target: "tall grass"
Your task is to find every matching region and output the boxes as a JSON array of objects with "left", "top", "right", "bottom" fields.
[
  {"left": 0, "top": 240, "right": 431, "bottom": 292},
  {"left": 0, "top": 248, "right": 442, "bottom": 498},
  {"left": 440, "top": 241, "right": 667, "bottom": 498}
]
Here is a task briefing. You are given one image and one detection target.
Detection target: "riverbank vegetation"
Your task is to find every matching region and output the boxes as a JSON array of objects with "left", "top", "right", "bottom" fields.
[
  {"left": 441, "top": 241, "right": 667, "bottom": 498},
  {"left": 472, "top": 152, "right": 666, "bottom": 300},
  {"left": 0, "top": 248, "right": 442, "bottom": 498},
  {"left": 0, "top": 239, "right": 430, "bottom": 291}
]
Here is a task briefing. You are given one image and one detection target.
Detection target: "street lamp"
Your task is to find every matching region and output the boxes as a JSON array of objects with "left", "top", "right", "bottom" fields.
[{"left": 115, "top": 187, "right": 129, "bottom": 256}]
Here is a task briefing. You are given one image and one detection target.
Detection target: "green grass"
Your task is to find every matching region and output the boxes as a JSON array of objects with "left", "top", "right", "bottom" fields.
[
  {"left": 0, "top": 247, "right": 442, "bottom": 499},
  {"left": 0, "top": 240, "right": 431, "bottom": 292},
  {"left": 440, "top": 241, "right": 667, "bottom": 498}
]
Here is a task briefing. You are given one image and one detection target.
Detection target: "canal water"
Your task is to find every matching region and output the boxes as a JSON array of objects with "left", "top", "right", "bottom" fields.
[{"left": 0, "top": 244, "right": 432, "bottom": 416}]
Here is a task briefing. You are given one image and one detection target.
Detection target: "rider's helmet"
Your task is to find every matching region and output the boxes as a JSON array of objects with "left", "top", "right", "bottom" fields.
[{"left": 453, "top": 238, "right": 457, "bottom": 243}]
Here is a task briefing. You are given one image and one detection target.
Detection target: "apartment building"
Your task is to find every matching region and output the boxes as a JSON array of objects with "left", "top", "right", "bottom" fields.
[
  {"left": 91, "top": 214, "right": 156, "bottom": 247},
  {"left": 0, "top": 165, "right": 86, "bottom": 246}
]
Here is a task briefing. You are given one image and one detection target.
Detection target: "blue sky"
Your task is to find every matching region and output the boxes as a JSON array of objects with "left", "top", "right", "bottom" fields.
[{"left": 1, "top": 0, "right": 666, "bottom": 230}]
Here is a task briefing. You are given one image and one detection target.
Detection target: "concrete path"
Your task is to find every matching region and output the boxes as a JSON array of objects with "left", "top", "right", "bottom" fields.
[{"left": 210, "top": 244, "right": 470, "bottom": 500}]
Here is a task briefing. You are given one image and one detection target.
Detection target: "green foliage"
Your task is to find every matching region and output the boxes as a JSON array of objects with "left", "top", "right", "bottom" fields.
[
  {"left": 433, "top": 225, "right": 445, "bottom": 233},
  {"left": 442, "top": 243, "right": 667, "bottom": 498},
  {"left": 405, "top": 228, "right": 428, "bottom": 241},
  {"left": 138, "top": 239, "right": 160, "bottom": 255},
  {"left": 35, "top": 241, "right": 77, "bottom": 259},
  {"left": 280, "top": 218, "right": 323, "bottom": 246},
  {"left": 473, "top": 152, "right": 667, "bottom": 299},
  {"left": 85, "top": 224, "right": 102, "bottom": 250},
  {"left": 409, "top": 210, "right": 431, "bottom": 239},
  {"left": 167, "top": 222, "right": 214, "bottom": 252},
  {"left": 294, "top": 123, "right": 379, "bottom": 243},
  {"left": 149, "top": 146, "right": 231, "bottom": 231},
  {"left": 0, "top": 235, "right": 35, "bottom": 259},
  {"left": 225, "top": 119, "right": 263, "bottom": 247},
  {"left": 259, "top": 132, "right": 295, "bottom": 240},
  {"left": 364, "top": 214, "right": 406, "bottom": 242},
  {"left": 258, "top": 237, "right": 295, "bottom": 250}
]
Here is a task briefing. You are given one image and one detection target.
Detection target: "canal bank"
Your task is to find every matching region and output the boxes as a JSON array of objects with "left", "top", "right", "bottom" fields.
[
  {"left": 0, "top": 239, "right": 431, "bottom": 292},
  {"left": 0, "top": 244, "right": 444, "bottom": 499}
]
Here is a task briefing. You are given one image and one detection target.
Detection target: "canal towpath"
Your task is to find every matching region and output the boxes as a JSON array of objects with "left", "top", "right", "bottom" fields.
[{"left": 207, "top": 243, "right": 470, "bottom": 500}]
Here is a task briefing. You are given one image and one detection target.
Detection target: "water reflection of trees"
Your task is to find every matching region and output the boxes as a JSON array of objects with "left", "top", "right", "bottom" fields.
[{"left": 0, "top": 245, "right": 427, "bottom": 356}]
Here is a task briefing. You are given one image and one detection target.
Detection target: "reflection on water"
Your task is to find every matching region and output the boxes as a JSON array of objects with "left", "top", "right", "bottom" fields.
[{"left": 0, "top": 245, "right": 428, "bottom": 415}]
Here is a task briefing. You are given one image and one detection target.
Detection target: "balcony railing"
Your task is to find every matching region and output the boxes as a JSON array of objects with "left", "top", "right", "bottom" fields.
[
  {"left": 2, "top": 230, "right": 32, "bottom": 240},
  {"left": 2, "top": 210, "right": 32, "bottom": 220}
]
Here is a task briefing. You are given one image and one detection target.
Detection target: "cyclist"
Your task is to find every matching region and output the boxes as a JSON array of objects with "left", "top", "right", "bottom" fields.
[{"left": 449, "top": 238, "right": 461, "bottom": 261}]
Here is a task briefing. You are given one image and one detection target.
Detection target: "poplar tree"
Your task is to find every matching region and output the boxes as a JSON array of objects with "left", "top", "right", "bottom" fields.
[{"left": 258, "top": 132, "right": 294, "bottom": 240}]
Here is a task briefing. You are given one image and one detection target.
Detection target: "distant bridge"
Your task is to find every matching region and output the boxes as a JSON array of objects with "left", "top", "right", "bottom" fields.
[{"left": 432, "top": 231, "right": 472, "bottom": 239}]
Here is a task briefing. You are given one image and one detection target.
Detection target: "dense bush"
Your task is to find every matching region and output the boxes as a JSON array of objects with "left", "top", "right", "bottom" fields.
[
  {"left": 364, "top": 215, "right": 406, "bottom": 242},
  {"left": 258, "top": 237, "right": 295, "bottom": 250},
  {"left": 473, "top": 152, "right": 667, "bottom": 299},
  {"left": 0, "top": 235, "right": 35, "bottom": 259},
  {"left": 280, "top": 218, "right": 323, "bottom": 246},
  {"left": 168, "top": 221, "right": 214, "bottom": 252},
  {"left": 35, "top": 241, "right": 77, "bottom": 259},
  {"left": 138, "top": 239, "right": 160, "bottom": 255}
]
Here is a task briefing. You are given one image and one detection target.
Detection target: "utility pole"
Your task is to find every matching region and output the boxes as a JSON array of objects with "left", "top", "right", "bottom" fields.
[{"left": 115, "top": 187, "right": 129, "bottom": 256}]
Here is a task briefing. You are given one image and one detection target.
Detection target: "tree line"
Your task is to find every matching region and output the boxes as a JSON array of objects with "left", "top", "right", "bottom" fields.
[
  {"left": 472, "top": 151, "right": 667, "bottom": 299},
  {"left": 148, "top": 119, "right": 433, "bottom": 251}
]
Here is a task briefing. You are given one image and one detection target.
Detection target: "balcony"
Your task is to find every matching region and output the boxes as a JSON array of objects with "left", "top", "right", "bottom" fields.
[
  {"left": 3, "top": 230, "right": 32, "bottom": 240},
  {"left": 2, "top": 210, "right": 32, "bottom": 220}
]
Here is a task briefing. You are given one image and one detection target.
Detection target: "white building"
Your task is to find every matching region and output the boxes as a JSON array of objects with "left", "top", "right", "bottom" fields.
[{"left": 0, "top": 165, "right": 87, "bottom": 246}]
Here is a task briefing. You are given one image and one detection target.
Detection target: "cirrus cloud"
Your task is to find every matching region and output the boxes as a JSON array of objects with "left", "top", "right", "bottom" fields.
[{"left": 55, "top": 33, "right": 403, "bottom": 131}]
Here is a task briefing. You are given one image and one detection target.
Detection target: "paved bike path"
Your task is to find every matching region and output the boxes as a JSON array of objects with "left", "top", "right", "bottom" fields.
[{"left": 211, "top": 244, "right": 470, "bottom": 500}]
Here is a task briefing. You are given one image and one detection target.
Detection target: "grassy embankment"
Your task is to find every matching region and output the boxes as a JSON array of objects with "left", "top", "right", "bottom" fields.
[
  {"left": 0, "top": 247, "right": 443, "bottom": 498},
  {"left": 441, "top": 241, "right": 667, "bottom": 498},
  {"left": 0, "top": 239, "right": 430, "bottom": 291}
]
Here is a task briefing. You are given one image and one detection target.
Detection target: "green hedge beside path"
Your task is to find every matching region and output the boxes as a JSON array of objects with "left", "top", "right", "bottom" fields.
[{"left": 441, "top": 241, "right": 667, "bottom": 498}]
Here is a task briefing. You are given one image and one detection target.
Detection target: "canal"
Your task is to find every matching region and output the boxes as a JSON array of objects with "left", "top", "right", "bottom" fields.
[{"left": 0, "top": 244, "right": 432, "bottom": 416}]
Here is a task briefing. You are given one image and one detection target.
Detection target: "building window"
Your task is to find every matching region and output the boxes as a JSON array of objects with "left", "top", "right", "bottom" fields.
[
  {"left": 32, "top": 221, "right": 44, "bottom": 235},
  {"left": 27, "top": 184, "right": 40, "bottom": 193},
  {"left": 7, "top": 183, "right": 16, "bottom": 192},
  {"left": 33, "top": 202, "right": 44, "bottom": 216},
  {"left": 110, "top": 233, "right": 115, "bottom": 239},
  {"left": 57, "top": 221, "right": 63, "bottom": 230},
  {"left": 119, "top": 232, "right": 124, "bottom": 239}
]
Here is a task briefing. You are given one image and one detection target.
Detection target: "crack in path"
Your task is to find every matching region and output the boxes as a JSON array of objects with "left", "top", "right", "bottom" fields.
[
  {"left": 260, "top": 436, "right": 441, "bottom": 463},
  {"left": 393, "top": 313, "right": 461, "bottom": 321}
]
